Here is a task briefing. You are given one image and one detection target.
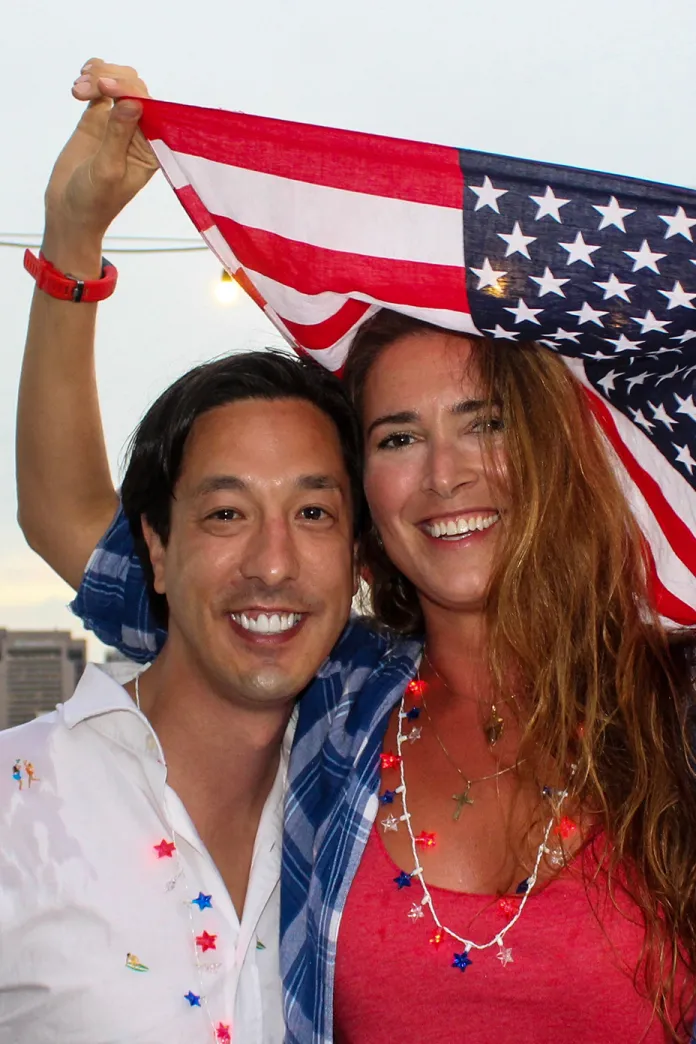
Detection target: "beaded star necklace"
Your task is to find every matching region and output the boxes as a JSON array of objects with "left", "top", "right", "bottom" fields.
[
  {"left": 382, "top": 677, "right": 574, "bottom": 972},
  {"left": 135, "top": 674, "right": 232, "bottom": 1043}
]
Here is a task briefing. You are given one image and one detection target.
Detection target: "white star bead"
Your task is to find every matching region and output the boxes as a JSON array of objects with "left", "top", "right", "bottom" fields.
[
  {"left": 381, "top": 814, "right": 399, "bottom": 833},
  {"left": 559, "top": 231, "right": 601, "bottom": 266},
  {"left": 497, "top": 946, "right": 514, "bottom": 967},
  {"left": 497, "top": 221, "right": 536, "bottom": 259},
  {"left": 529, "top": 186, "right": 570, "bottom": 222},
  {"left": 407, "top": 726, "right": 422, "bottom": 743},
  {"left": 407, "top": 903, "right": 425, "bottom": 922},
  {"left": 623, "top": 239, "right": 666, "bottom": 274},
  {"left": 592, "top": 196, "right": 635, "bottom": 232},
  {"left": 658, "top": 206, "right": 696, "bottom": 241},
  {"left": 469, "top": 175, "right": 508, "bottom": 213}
]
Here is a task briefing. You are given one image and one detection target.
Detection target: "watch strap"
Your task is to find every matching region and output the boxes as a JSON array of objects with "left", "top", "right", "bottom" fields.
[{"left": 24, "top": 249, "right": 118, "bottom": 303}]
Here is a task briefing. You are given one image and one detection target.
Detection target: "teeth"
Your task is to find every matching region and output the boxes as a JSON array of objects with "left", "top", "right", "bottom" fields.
[
  {"left": 424, "top": 512, "right": 500, "bottom": 540},
  {"left": 232, "top": 612, "right": 302, "bottom": 634}
]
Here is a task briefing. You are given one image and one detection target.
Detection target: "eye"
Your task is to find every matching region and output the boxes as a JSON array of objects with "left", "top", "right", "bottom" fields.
[
  {"left": 376, "top": 431, "right": 417, "bottom": 450},
  {"left": 206, "top": 508, "right": 241, "bottom": 522},
  {"left": 299, "top": 505, "right": 331, "bottom": 522},
  {"left": 470, "top": 415, "right": 505, "bottom": 435}
]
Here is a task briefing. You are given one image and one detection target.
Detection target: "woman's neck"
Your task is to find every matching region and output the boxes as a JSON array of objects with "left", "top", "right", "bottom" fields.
[{"left": 419, "top": 601, "right": 491, "bottom": 697}]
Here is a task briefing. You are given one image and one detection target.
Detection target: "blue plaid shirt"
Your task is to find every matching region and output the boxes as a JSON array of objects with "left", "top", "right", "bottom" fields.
[{"left": 71, "top": 506, "right": 422, "bottom": 1042}]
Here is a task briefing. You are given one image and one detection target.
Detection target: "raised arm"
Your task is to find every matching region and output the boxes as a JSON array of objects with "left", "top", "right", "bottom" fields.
[{"left": 16, "top": 59, "right": 158, "bottom": 589}]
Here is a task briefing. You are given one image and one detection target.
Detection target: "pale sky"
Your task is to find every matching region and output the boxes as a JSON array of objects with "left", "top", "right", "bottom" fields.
[{"left": 2, "top": 0, "right": 695, "bottom": 659}]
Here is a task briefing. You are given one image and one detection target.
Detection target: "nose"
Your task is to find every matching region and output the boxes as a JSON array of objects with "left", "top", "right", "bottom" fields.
[
  {"left": 239, "top": 518, "right": 300, "bottom": 587},
  {"left": 423, "top": 436, "right": 479, "bottom": 499}
]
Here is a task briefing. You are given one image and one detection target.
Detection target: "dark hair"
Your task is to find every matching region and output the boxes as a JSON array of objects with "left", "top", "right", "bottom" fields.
[{"left": 121, "top": 349, "right": 366, "bottom": 626}]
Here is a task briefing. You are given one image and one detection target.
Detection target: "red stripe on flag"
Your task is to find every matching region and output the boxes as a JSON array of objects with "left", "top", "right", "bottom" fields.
[
  {"left": 279, "top": 299, "right": 373, "bottom": 352},
  {"left": 583, "top": 387, "right": 696, "bottom": 575},
  {"left": 644, "top": 546, "right": 696, "bottom": 626},
  {"left": 139, "top": 98, "right": 464, "bottom": 208},
  {"left": 174, "top": 185, "right": 214, "bottom": 234},
  {"left": 213, "top": 214, "right": 470, "bottom": 314}
]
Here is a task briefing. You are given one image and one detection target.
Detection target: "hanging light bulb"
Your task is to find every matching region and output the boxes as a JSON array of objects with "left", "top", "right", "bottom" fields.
[{"left": 214, "top": 269, "right": 240, "bottom": 305}]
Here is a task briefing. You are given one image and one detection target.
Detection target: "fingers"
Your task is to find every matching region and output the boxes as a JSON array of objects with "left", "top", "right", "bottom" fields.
[
  {"left": 72, "top": 58, "right": 151, "bottom": 104},
  {"left": 91, "top": 101, "right": 144, "bottom": 181}
]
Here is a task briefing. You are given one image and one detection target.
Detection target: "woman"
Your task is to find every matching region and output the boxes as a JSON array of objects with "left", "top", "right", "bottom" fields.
[{"left": 281, "top": 309, "right": 696, "bottom": 1043}]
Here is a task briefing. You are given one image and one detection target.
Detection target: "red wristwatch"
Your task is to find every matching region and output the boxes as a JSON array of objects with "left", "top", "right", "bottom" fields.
[{"left": 23, "top": 249, "right": 118, "bottom": 303}]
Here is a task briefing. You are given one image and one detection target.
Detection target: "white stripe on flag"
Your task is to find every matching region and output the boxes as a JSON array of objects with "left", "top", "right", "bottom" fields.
[{"left": 161, "top": 147, "right": 467, "bottom": 267}]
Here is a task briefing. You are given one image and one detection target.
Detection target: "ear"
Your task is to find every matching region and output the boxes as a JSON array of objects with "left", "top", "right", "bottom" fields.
[{"left": 141, "top": 517, "right": 167, "bottom": 595}]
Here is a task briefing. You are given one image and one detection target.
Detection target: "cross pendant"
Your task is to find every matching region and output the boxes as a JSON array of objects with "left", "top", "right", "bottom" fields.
[{"left": 452, "top": 786, "right": 474, "bottom": 820}]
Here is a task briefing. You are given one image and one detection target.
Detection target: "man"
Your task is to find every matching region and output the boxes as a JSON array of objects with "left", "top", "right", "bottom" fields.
[{"left": 5, "top": 64, "right": 364, "bottom": 1044}]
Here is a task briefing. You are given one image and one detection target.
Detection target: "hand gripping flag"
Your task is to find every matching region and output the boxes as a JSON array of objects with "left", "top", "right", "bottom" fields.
[{"left": 136, "top": 98, "right": 696, "bottom": 626}]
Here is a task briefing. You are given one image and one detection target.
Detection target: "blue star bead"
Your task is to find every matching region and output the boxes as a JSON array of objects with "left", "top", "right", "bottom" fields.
[
  {"left": 184, "top": 991, "right": 201, "bottom": 1007},
  {"left": 379, "top": 789, "right": 396, "bottom": 805},
  {"left": 406, "top": 707, "right": 421, "bottom": 720},
  {"left": 192, "top": 892, "right": 213, "bottom": 910},
  {"left": 393, "top": 871, "right": 412, "bottom": 889},
  {"left": 452, "top": 951, "right": 473, "bottom": 972},
  {"left": 515, "top": 878, "right": 529, "bottom": 894}
]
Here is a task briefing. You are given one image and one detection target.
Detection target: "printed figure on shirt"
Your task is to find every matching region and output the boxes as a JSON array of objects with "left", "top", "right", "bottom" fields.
[
  {"left": 8, "top": 59, "right": 362, "bottom": 1044},
  {"left": 14, "top": 58, "right": 696, "bottom": 1044}
]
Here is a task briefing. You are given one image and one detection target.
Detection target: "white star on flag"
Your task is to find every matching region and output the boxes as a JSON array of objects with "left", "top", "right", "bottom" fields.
[
  {"left": 630, "top": 309, "right": 669, "bottom": 334},
  {"left": 497, "top": 221, "right": 536, "bottom": 259},
  {"left": 550, "top": 327, "right": 582, "bottom": 343},
  {"left": 623, "top": 240, "right": 667, "bottom": 274},
  {"left": 630, "top": 407, "right": 657, "bottom": 432},
  {"left": 593, "top": 196, "right": 635, "bottom": 232},
  {"left": 604, "top": 333, "right": 644, "bottom": 352},
  {"left": 593, "top": 273, "right": 635, "bottom": 302},
  {"left": 483, "top": 325, "right": 520, "bottom": 340},
  {"left": 673, "top": 443, "right": 696, "bottom": 475},
  {"left": 504, "top": 298, "right": 543, "bottom": 324},
  {"left": 529, "top": 186, "right": 570, "bottom": 222},
  {"left": 656, "top": 363, "right": 684, "bottom": 386},
  {"left": 568, "top": 301, "right": 608, "bottom": 326},
  {"left": 648, "top": 402, "right": 677, "bottom": 430},
  {"left": 626, "top": 371, "right": 649, "bottom": 392},
  {"left": 675, "top": 393, "right": 696, "bottom": 422},
  {"left": 469, "top": 175, "right": 508, "bottom": 213},
  {"left": 529, "top": 267, "right": 569, "bottom": 297},
  {"left": 671, "top": 329, "right": 696, "bottom": 344},
  {"left": 559, "top": 231, "right": 601, "bottom": 266},
  {"left": 658, "top": 281, "right": 696, "bottom": 310},
  {"left": 471, "top": 257, "right": 507, "bottom": 291},
  {"left": 658, "top": 206, "right": 696, "bottom": 241},
  {"left": 597, "top": 369, "right": 619, "bottom": 394}
]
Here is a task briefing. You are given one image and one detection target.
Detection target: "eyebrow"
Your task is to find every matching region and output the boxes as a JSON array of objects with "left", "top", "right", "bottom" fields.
[
  {"left": 366, "top": 398, "right": 497, "bottom": 438},
  {"left": 191, "top": 473, "right": 343, "bottom": 497}
]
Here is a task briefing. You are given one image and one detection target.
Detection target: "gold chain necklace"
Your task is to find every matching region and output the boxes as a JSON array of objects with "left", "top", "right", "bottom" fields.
[
  {"left": 420, "top": 686, "right": 523, "bottom": 819},
  {"left": 423, "top": 651, "right": 515, "bottom": 747}
]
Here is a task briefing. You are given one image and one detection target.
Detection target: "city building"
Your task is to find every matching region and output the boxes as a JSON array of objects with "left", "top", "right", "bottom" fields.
[{"left": 0, "top": 629, "right": 86, "bottom": 730}]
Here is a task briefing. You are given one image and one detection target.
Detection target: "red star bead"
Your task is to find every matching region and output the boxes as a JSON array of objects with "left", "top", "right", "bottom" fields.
[
  {"left": 497, "top": 897, "right": 520, "bottom": 916},
  {"left": 415, "top": 831, "right": 437, "bottom": 849},
  {"left": 196, "top": 930, "right": 218, "bottom": 952},
  {"left": 153, "top": 839, "right": 176, "bottom": 859},
  {"left": 557, "top": 815, "right": 577, "bottom": 839},
  {"left": 216, "top": 1025, "right": 231, "bottom": 1043},
  {"left": 406, "top": 679, "right": 428, "bottom": 700},
  {"left": 380, "top": 751, "right": 402, "bottom": 770},
  {"left": 429, "top": 927, "right": 445, "bottom": 948}
]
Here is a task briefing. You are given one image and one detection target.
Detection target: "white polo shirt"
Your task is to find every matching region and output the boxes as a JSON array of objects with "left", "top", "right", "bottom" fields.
[{"left": 0, "top": 664, "right": 292, "bottom": 1044}]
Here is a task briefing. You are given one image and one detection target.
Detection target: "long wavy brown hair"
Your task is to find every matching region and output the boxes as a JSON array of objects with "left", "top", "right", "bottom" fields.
[{"left": 344, "top": 309, "right": 696, "bottom": 1039}]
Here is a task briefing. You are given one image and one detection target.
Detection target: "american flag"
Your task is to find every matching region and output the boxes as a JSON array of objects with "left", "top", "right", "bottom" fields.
[{"left": 137, "top": 99, "right": 696, "bottom": 627}]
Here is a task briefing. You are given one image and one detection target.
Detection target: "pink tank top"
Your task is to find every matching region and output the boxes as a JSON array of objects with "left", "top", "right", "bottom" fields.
[{"left": 334, "top": 825, "right": 687, "bottom": 1043}]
